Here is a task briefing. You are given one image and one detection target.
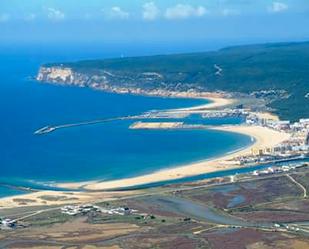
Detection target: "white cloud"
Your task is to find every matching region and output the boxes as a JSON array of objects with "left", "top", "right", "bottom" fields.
[
  {"left": 24, "top": 13, "right": 36, "bottom": 21},
  {"left": 0, "top": 13, "right": 10, "bottom": 23},
  {"left": 143, "top": 2, "right": 160, "bottom": 21},
  {"left": 221, "top": 8, "right": 240, "bottom": 16},
  {"left": 47, "top": 8, "right": 65, "bottom": 21},
  {"left": 268, "top": 2, "right": 288, "bottom": 13},
  {"left": 165, "top": 4, "right": 207, "bottom": 20},
  {"left": 107, "top": 6, "right": 130, "bottom": 19}
]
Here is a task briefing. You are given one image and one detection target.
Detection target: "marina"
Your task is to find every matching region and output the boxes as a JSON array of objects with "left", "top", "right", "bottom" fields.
[{"left": 33, "top": 109, "right": 247, "bottom": 135}]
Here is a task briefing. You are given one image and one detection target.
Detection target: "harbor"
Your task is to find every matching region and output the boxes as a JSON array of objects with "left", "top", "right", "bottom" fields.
[{"left": 32, "top": 107, "right": 247, "bottom": 135}]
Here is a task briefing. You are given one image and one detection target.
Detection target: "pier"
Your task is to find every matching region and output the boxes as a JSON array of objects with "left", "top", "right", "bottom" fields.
[{"left": 34, "top": 115, "right": 140, "bottom": 135}]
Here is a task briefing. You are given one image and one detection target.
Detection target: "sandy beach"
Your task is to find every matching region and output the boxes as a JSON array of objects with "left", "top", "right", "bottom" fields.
[
  {"left": 181, "top": 96, "right": 235, "bottom": 111},
  {"left": 166, "top": 96, "right": 235, "bottom": 113},
  {"left": 0, "top": 94, "right": 289, "bottom": 207},
  {"left": 0, "top": 190, "right": 142, "bottom": 210},
  {"left": 56, "top": 124, "right": 289, "bottom": 191},
  {"left": 52, "top": 95, "right": 288, "bottom": 190},
  {"left": 55, "top": 95, "right": 288, "bottom": 191}
]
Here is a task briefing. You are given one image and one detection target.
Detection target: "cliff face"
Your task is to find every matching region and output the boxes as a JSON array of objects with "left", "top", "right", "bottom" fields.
[
  {"left": 36, "top": 66, "right": 90, "bottom": 86},
  {"left": 36, "top": 65, "right": 213, "bottom": 100},
  {"left": 36, "top": 66, "right": 123, "bottom": 91},
  {"left": 37, "top": 67, "right": 73, "bottom": 83}
]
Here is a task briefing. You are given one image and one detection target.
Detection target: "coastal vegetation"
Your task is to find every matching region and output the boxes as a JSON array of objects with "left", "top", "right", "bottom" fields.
[{"left": 44, "top": 41, "right": 309, "bottom": 121}]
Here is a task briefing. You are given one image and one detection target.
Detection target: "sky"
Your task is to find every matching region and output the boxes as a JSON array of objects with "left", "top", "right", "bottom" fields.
[{"left": 1, "top": 0, "right": 309, "bottom": 52}]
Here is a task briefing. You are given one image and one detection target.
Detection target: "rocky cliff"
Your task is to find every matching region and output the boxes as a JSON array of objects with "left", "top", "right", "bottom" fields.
[
  {"left": 37, "top": 65, "right": 170, "bottom": 88},
  {"left": 37, "top": 66, "right": 90, "bottom": 87},
  {"left": 36, "top": 65, "right": 206, "bottom": 98}
]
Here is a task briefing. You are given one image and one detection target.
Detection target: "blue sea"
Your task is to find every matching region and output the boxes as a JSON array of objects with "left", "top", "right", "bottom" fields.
[{"left": 0, "top": 45, "right": 253, "bottom": 197}]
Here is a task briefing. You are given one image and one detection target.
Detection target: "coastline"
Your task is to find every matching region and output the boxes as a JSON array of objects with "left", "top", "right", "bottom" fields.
[
  {"left": 0, "top": 190, "right": 142, "bottom": 210},
  {"left": 0, "top": 94, "right": 288, "bottom": 208},
  {"left": 166, "top": 96, "right": 235, "bottom": 113},
  {"left": 54, "top": 95, "right": 287, "bottom": 190},
  {"left": 56, "top": 125, "right": 290, "bottom": 191}
]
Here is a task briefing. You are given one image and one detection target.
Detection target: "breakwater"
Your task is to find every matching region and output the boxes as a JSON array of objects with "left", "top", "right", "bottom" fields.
[{"left": 34, "top": 115, "right": 140, "bottom": 135}]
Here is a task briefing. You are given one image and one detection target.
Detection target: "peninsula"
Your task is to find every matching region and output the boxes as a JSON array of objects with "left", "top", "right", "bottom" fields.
[{"left": 37, "top": 41, "right": 309, "bottom": 121}]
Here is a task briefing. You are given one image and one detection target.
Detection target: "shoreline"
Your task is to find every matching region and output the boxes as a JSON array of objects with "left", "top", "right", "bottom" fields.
[
  {"left": 0, "top": 94, "right": 287, "bottom": 208},
  {"left": 166, "top": 96, "right": 235, "bottom": 113},
  {"left": 56, "top": 125, "right": 290, "bottom": 191}
]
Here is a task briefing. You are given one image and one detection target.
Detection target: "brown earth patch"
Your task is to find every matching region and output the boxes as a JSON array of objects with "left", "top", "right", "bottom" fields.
[
  {"left": 6, "top": 217, "right": 142, "bottom": 244},
  {"left": 121, "top": 234, "right": 203, "bottom": 249},
  {"left": 233, "top": 210, "right": 309, "bottom": 222},
  {"left": 202, "top": 228, "right": 283, "bottom": 249},
  {"left": 248, "top": 239, "right": 309, "bottom": 249}
]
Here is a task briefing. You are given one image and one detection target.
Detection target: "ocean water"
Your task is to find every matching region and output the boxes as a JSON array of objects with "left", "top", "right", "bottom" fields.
[
  {"left": 0, "top": 186, "right": 29, "bottom": 198},
  {"left": 0, "top": 45, "right": 252, "bottom": 197}
]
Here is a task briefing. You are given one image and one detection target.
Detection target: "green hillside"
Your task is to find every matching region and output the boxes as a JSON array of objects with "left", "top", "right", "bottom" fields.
[{"left": 50, "top": 41, "right": 309, "bottom": 121}]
